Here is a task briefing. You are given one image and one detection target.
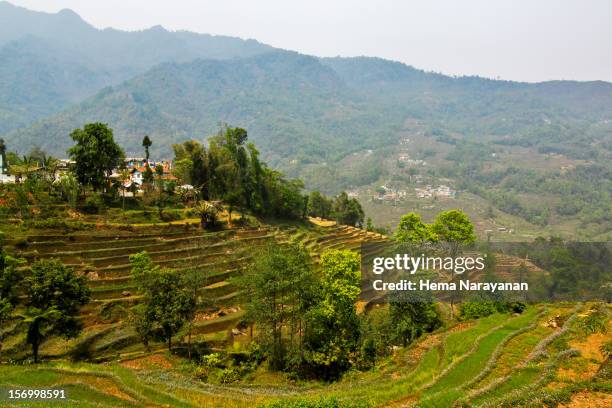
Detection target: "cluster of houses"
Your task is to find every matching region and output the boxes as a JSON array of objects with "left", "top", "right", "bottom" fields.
[
  {"left": 484, "top": 227, "right": 514, "bottom": 236},
  {"left": 371, "top": 184, "right": 456, "bottom": 203},
  {"left": 110, "top": 157, "right": 177, "bottom": 196},
  {"left": 373, "top": 185, "right": 408, "bottom": 203},
  {"left": 415, "top": 184, "right": 456, "bottom": 199},
  {"left": 0, "top": 155, "right": 179, "bottom": 195}
]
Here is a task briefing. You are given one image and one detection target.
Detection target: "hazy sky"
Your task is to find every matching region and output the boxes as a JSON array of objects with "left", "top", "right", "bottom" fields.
[{"left": 7, "top": 0, "right": 612, "bottom": 82}]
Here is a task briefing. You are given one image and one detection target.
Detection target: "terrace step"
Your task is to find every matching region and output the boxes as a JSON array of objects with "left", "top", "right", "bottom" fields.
[
  {"left": 95, "top": 255, "right": 252, "bottom": 279},
  {"left": 22, "top": 227, "right": 200, "bottom": 243},
  {"left": 201, "top": 281, "right": 235, "bottom": 298},
  {"left": 190, "top": 310, "right": 245, "bottom": 335}
]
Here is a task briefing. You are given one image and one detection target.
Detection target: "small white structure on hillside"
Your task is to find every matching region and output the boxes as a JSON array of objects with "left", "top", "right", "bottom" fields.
[{"left": 0, "top": 154, "right": 15, "bottom": 183}]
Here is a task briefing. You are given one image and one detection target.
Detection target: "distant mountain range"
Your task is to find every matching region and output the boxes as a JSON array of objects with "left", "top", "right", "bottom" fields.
[
  {"left": 0, "top": 1, "right": 272, "bottom": 134},
  {"left": 1, "top": 1, "right": 611, "bottom": 193}
]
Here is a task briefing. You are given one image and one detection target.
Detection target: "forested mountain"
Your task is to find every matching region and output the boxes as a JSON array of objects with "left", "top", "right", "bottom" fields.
[
  {"left": 1, "top": 2, "right": 611, "bottom": 234},
  {"left": 322, "top": 57, "right": 612, "bottom": 158},
  {"left": 0, "top": 36, "right": 116, "bottom": 133},
  {"left": 7, "top": 51, "right": 612, "bottom": 165},
  {"left": 5, "top": 51, "right": 399, "bottom": 162},
  {"left": 3, "top": 0, "right": 611, "bottom": 165},
  {"left": 0, "top": 1, "right": 273, "bottom": 133}
]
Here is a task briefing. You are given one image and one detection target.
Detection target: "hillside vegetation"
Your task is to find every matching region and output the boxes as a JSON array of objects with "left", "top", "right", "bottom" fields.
[
  {"left": 1, "top": 3, "right": 611, "bottom": 237},
  {"left": 0, "top": 133, "right": 609, "bottom": 407}
]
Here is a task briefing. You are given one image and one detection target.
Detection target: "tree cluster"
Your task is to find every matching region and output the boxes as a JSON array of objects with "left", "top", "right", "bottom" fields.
[
  {"left": 173, "top": 127, "right": 306, "bottom": 219},
  {"left": 2, "top": 124, "right": 368, "bottom": 228},
  {"left": 68, "top": 123, "right": 125, "bottom": 192},
  {"left": 0, "top": 243, "right": 90, "bottom": 363},
  {"left": 129, "top": 252, "right": 196, "bottom": 351},
  {"left": 394, "top": 209, "right": 476, "bottom": 251},
  {"left": 237, "top": 243, "right": 441, "bottom": 380},
  {"left": 173, "top": 126, "right": 365, "bottom": 225},
  {"left": 307, "top": 190, "right": 365, "bottom": 227}
]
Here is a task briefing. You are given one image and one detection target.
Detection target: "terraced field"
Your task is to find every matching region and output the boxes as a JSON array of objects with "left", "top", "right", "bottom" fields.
[
  {"left": 1, "top": 219, "right": 609, "bottom": 407},
  {"left": 1, "top": 219, "right": 387, "bottom": 363},
  {"left": 2, "top": 302, "right": 607, "bottom": 407}
]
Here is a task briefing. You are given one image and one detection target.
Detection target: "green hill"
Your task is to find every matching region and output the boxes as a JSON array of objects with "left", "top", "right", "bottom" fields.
[{"left": 4, "top": 51, "right": 401, "bottom": 167}]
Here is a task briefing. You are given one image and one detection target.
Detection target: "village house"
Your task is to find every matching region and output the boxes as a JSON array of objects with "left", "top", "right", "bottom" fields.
[
  {"left": 373, "top": 185, "right": 407, "bottom": 202},
  {"left": 415, "top": 184, "right": 456, "bottom": 199},
  {"left": 54, "top": 159, "right": 75, "bottom": 180},
  {"left": 109, "top": 158, "right": 176, "bottom": 196},
  {"left": 0, "top": 153, "right": 15, "bottom": 183}
]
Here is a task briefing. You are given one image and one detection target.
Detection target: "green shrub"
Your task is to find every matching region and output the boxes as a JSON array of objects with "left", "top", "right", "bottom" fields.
[
  {"left": 460, "top": 301, "right": 498, "bottom": 319},
  {"left": 218, "top": 367, "right": 241, "bottom": 384},
  {"left": 32, "top": 218, "right": 92, "bottom": 231},
  {"left": 508, "top": 301, "right": 527, "bottom": 314},
  {"left": 246, "top": 341, "right": 266, "bottom": 364},
  {"left": 79, "top": 195, "right": 105, "bottom": 214},
  {"left": 201, "top": 352, "right": 224, "bottom": 368}
]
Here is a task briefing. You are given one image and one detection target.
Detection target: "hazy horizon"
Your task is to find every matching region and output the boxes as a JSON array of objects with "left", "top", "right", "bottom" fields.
[{"left": 3, "top": 0, "right": 612, "bottom": 83}]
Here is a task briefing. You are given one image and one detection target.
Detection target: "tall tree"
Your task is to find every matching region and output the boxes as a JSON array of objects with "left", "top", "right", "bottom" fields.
[
  {"left": 67, "top": 123, "right": 125, "bottom": 192},
  {"left": 129, "top": 303, "right": 154, "bottom": 353},
  {"left": 172, "top": 140, "right": 209, "bottom": 198},
  {"left": 238, "top": 242, "right": 315, "bottom": 370},
  {"left": 395, "top": 212, "right": 434, "bottom": 243},
  {"left": 431, "top": 209, "right": 476, "bottom": 257},
  {"left": 23, "top": 259, "right": 90, "bottom": 362},
  {"left": 388, "top": 292, "right": 441, "bottom": 347},
  {"left": 303, "top": 249, "right": 361, "bottom": 379},
  {"left": 148, "top": 269, "right": 195, "bottom": 351},
  {"left": 183, "top": 267, "right": 208, "bottom": 359},
  {"left": 142, "top": 135, "right": 152, "bottom": 161},
  {"left": 431, "top": 209, "right": 476, "bottom": 317},
  {"left": 129, "top": 252, "right": 195, "bottom": 351},
  {"left": 307, "top": 191, "right": 332, "bottom": 219},
  {"left": 333, "top": 192, "right": 365, "bottom": 227},
  {"left": 143, "top": 165, "right": 154, "bottom": 186}
]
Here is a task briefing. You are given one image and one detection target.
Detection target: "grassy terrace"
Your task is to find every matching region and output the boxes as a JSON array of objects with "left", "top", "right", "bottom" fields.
[
  {"left": 0, "top": 302, "right": 603, "bottom": 407},
  {"left": 417, "top": 308, "right": 541, "bottom": 407},
  {"left": 250, "top": 312, "right": 532, "bottom": 407},
  {"left": 466, "top": 305, "right": 588, "bottom": 407}
]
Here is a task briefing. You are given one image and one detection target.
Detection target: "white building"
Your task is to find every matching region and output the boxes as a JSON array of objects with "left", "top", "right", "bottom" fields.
[{"left": 0, "top": 154, "right": 15, "bottom": 183}]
